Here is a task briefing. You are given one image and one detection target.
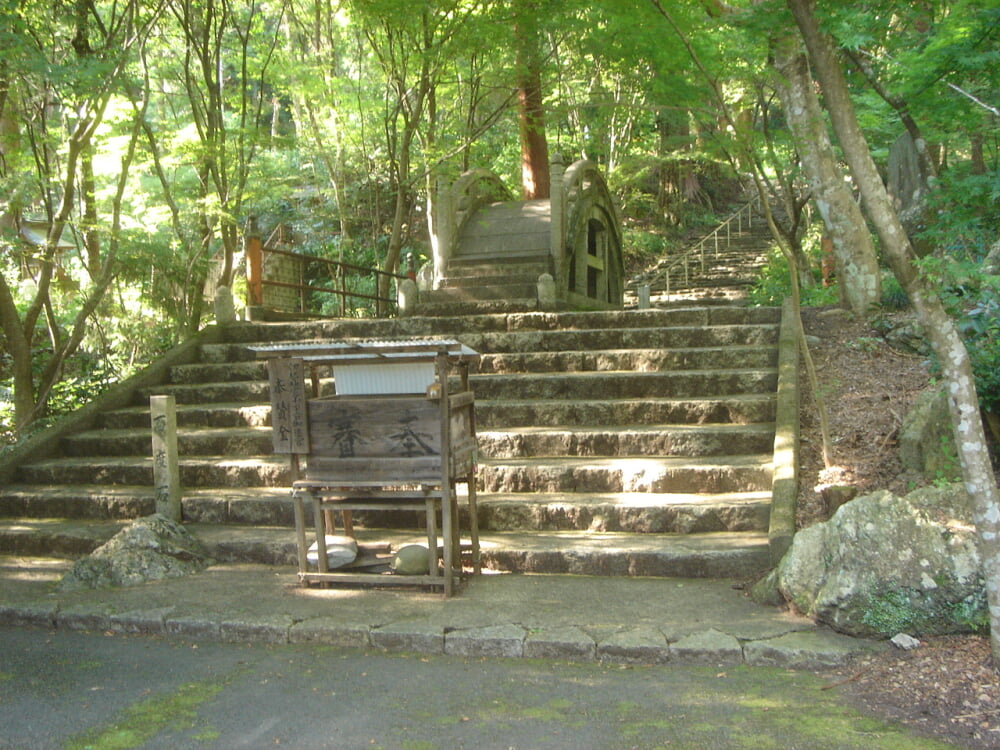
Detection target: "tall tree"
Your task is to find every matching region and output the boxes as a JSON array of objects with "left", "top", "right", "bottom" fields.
[
  {"left": 513, "top": 0, "right": 549, "bottom": 199},
  {"left": 787, "top": 0, "right": 1000, "bottom": 664},
  {"left": 769, "top": 28, "right": 881, "bottom": 314},
  {"left": 0, "top": 0, "right": 160, "bottom": 432}
]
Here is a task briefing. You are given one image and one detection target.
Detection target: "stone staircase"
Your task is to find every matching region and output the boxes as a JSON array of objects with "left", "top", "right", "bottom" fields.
[
  {"left": 628, "top": 209, "right": 774, "bottom": 307},
  {"left": 0, "top": 305, "right": 782, "bottom": 580}
]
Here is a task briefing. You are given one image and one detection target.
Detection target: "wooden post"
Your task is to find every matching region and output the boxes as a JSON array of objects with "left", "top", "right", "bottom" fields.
[{"left": 150, "top": 395, "right": 181, "bottom": 521}]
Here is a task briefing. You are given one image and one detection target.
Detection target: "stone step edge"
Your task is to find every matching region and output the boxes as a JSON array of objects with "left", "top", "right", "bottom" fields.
[
  {"left": 1, "top": 484, "right": 772, "bottom": 509},
  {"left": 67, "top": 421, "right": 776, "bottom": 445},
  {"left": 0, "top": 520, "right": 770, "bottom": 579}
]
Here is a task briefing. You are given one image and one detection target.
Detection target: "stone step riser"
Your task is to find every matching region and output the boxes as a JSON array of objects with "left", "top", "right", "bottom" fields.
[
  {"left": 477, "top": 347, "right": 777, "bottom": 374},
  {"left": 476, "top": 397, "right": 776, "bottom": 428},
  {"left": 471, "top": 371, "right": 777, "bottom": 401},
  {"left": 134, "top": 369, "right": 777, "bottom": 406},
  {"left": 218, "top": 308, "right": 782, "bottom": 346},
  {"left": 476, "top": 499, "right": 770, "bottom": 534},
  {"left": 463, "top": 325, "right": 778, "bottom": 353},
  {"left": 18, "top": 456, "right": 769, "bottom": 495},
  {"left": 478, "top": 547, "right": 769, "bottom": 579},
  {"left": 173, "top": 346, "right": 778, "bottom": 386},
  {"left": 0, "top": 488, "right": 767, "bottom": 535},
  {"left": 61, "top": 423, "right": 772, "bottom": 461},
  {"left": 477, "top": 427, "right": 775, "bottom": 459},
  {"left": 61, "top": 432, "right": 274, "bottom": 459},
  {"left": 99, "top": 405, "right": 272, "bottom": 431},
  {"left": 135, "top": 382, "right": 271, "bottom": 406},
  {"left": 95, "top": 394, "right": 776, "bottom": 432},
  {"left": 0, "top": 526, "right": 769, "bottom": 578},
  {"left": 479, "top": 463, "right": 772, "bottom": 495},
  {"left": 0, "top": 490, "right": 295, "bottom": 526},
  {"left": 421, "top": 284, "right": 539, "bottom": 302},
  {"left": 18, "top": 460, "right": 290, "bottom": 489}
]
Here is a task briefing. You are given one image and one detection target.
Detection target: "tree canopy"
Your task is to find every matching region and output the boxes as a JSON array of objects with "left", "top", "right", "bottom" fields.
[{"left": 1, "top": 0, "right": 998, "bottom": 439}]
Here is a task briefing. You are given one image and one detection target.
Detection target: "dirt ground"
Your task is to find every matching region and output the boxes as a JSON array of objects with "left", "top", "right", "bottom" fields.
[{"left": 796, "top": 306, "right": 1000, "bottom": 749}]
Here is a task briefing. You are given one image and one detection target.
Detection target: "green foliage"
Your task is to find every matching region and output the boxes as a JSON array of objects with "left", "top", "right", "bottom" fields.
[
  {"left": 747, "top": 245, "right": 840, "bottom": 308},
  {"left": 918, "top": 254, "right": 1000, "bottom": 414},
  {"left": 878, "top": 273, "right": 909, "bottom": 311},
  {"left": 621, "top": 228, "right": 669, "bottom": 269}
]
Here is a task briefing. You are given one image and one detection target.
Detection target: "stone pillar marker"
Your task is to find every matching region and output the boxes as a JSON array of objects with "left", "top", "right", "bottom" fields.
[
  {"left": 549, "top": 153, "right": 565, "bottom": 285},
  {"left": 151, "top": 395, "right": 182, "bottom": 521}
]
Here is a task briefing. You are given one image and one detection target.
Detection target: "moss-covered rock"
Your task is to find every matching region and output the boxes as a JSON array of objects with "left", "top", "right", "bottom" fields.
[{"left": 775, "top": 485, "right": 984, "bottom": 637}]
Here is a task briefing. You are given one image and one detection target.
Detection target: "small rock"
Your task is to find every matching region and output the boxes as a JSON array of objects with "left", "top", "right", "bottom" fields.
[{"left": 891, "top": 633, "right": 921, "bottom": 650}]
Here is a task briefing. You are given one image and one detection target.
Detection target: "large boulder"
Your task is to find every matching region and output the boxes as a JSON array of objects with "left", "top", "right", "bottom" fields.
[
  {"left": 60, "top": 514, "right": 213, "bottom": 591},
  {"left": 774, "top": 485, "right": 985, "bottom": 638}
]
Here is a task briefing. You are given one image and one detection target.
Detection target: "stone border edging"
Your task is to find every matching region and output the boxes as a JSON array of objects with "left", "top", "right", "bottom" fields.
[
  {"left": 0, "top": 602, "right": 872, "bottom": 671},
  {"left": 768, "top": 297, "right": 800, "bottom": 565}
]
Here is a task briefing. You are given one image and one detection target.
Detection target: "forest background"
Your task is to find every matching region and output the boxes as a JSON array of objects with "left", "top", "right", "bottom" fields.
[{"left": 0, "top": 0, "right": 997, "bottom": 451}]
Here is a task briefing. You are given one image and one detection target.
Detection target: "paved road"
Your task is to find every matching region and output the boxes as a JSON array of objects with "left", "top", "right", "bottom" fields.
[{"left": 0, "top": 627, "right": 955, "bottom": 750}]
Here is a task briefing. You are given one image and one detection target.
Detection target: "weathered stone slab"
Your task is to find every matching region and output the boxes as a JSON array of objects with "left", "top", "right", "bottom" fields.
[
  {"left": 220, "top": 614, "right": 294, "bottom": 644},
  {"left": 165, "top": 615, "right": 222, "bottom": 640},
  {"left": 670, "top": 628, "right": 743, "bottom": 666},
  {"left": 524, "top": 626, "right": 596, "bottom": 661},
  {"left": 0, "top": 602, "right": 57, "bottom": 629},
  {"left": 289, "top": 618, "right": 371, "bottom": 648},
  {"left": 445, "top": 624, "right": 526, "bottom": 658},
  {"left": 109, "top": 607, "right": 175, "bottom": 635},
  {"left": 370, "top": 622, "right": 444, "bottom": 654},
  {"left": 743, "top": 630, "right": 881, "bottom": 670},
  {"left": 597, "top": 627, "right": 669, "bottom": 665}
]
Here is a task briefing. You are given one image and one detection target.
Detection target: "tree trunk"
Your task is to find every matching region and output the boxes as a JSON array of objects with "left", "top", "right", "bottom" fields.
[
  {"left": 788, "top": 0, "right": 1000, "bottom": 664},
  {"left": 771, "top": 31, "right": 881, "bottom": 315},
  {"left": 514, "top": 0, "right": 549, "bottom": 200}
]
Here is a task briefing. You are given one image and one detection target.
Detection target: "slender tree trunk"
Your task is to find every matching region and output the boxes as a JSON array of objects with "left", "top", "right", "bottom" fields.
[
  {"left": 770, "top": 31, "right": 880, "bottom": 314},
  {"left": 788, "top": 0, "right": 1000, "bottom": 664},
  {"left": 514, "top": 0, "right": 549, "bottom": 200}
]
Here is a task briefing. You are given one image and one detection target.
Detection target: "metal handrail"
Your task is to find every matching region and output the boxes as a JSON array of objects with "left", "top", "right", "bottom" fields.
[
  {"left": 633, "top": 193, "right": 761, "bottom": 302},
  {"left": 248, "top": 234, "right": 407, "bottom": 317}
]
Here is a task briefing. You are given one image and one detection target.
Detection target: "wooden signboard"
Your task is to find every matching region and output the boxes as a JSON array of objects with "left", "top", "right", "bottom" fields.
[
  {"left": 268, "top": 357, "right": 309, "bottom": 454},
  {"left": 305, "top": 395, "right": 473, "bottom": 483}
]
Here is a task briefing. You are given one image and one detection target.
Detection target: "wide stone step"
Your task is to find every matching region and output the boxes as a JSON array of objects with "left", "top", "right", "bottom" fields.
[
  {"left": 0, "top": 485, "right": 295, "bottom": 526},
  {"left": 478, "top": 454, "right": 773, "bottom": 494},
  {"left": 476, "top": 490, "right": 772, "bottom": 533},
  {"left": 470, "top": 369, "right": 777, "bottom": 400},
  {"left": 135, "top": 380, "right": 270, "bottom": 406},
  {"left": 477, "top": 529, "right": 771, "bottom": 578},
  {"left": 477, "top": 424, "right": 775, "bottom": 459},
  {"left": 61, "top": 426, "right": 275, "bottom": 459},
  {"left": 169, "top": 360, "right": 265, "bottom": 384},
  {"left": 99, "top": 402, "right": 272, "bottom": 430},
  {"left": 17, "top": 455, "right": 290, "bottom": 488},
  {"left": 475, "top": 394, "right": 776, "bottom": 428},
  {"left": 0, "top": 519, "right": 770, "bottom": 578},
  {"left": 221, "top": 307, "right": 781, "bottom": 345},
  {"left": 477, "top": 346, "right": 777, "bottom": 374},
  {"left": 421, "top": 283, "right": 540, "bottom": 302},
  {"left": 462, "top": 324, "right": 778, "bottom": 353}
]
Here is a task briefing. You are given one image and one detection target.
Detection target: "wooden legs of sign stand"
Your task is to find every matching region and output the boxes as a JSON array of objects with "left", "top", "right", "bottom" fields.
[{"left": 291, "top": 480, "right": 479, "bottom": 597}]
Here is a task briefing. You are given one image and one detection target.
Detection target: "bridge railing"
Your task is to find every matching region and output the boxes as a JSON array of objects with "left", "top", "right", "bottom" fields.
[{"left": 632, "top": 193, "right": 761, "bottom": 303}]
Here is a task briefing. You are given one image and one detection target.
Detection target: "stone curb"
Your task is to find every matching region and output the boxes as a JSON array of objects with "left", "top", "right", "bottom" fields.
[{"left": 0, "top": 603, "right": 883, "bottom": 669}]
